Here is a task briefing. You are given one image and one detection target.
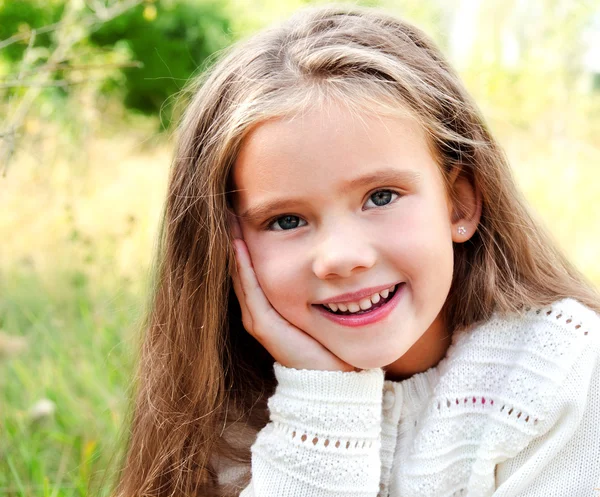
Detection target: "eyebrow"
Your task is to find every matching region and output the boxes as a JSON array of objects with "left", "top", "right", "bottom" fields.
[{"left": 239, "top": 168, "right": 421, "bottom": 223}]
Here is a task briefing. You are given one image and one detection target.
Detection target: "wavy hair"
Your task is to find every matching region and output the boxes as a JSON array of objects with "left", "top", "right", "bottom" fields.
[{"left": 113, "top": 4, "right": 600, "bottom": 496}]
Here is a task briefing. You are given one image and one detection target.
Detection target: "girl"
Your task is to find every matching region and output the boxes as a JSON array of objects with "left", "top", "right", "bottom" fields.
[{"left": 114, "top": 4, "right": 600, "bottom": 497}]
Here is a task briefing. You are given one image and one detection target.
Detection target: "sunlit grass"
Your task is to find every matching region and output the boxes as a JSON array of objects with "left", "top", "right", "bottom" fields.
[
  {"left": 0, "top": 269, "right": 138, "bottom": 496},
  {"left": 0, "top": 125, "right": 170, "bottom": 496}
]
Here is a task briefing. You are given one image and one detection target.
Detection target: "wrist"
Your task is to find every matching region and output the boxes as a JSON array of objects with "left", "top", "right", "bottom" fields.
[{"left": 269, "top": 363, "right": 384, "bottom": 437}]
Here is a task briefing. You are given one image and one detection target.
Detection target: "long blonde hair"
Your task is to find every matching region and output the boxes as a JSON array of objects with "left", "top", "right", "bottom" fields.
[{"left": 113, "top": 4, "right": 600, "bottom": 496}]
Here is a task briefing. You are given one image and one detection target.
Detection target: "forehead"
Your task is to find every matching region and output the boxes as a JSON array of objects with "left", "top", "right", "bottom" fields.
[{"left": 231, "top": 103, "right": 441, "bottom": 204}]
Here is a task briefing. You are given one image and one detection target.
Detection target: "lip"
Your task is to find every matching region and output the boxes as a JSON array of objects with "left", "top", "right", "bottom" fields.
[
  {"left": 313, "top": 281, "right": 402, "bottom": 305},
  {"left": 313, "top": 282, "right": 405, "bottom": 327}
]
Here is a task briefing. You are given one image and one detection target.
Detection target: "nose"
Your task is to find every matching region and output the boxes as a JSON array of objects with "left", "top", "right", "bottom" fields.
[{"left": 311, "top": 222, "right": 377, "bottom": 279}]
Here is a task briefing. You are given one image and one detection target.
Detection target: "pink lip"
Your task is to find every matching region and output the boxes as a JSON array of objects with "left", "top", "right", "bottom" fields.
[
  {"left": 313, "top": 282, "right": 402, "bottom": 305},
  {"left": 314, "top": 282, "right": 405, "bottom": 327}
]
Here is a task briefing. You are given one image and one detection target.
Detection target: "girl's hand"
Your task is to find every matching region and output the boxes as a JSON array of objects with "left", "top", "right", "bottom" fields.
[{"left": 228, "top": 213, "right": 356, "bottom": 373}]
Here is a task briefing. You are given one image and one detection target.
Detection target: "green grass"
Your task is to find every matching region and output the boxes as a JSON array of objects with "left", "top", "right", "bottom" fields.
[
  {"left": 0, "top": 266, "right": 143, "bottom": 496},
  {"left": 0, "top": 123, "right": 167, "bottom": 496}
]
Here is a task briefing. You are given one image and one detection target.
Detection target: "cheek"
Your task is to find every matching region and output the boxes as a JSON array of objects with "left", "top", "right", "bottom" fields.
[
  {"left": 382, "top": 228, "right": 453, "bottom": 277},
  {"left": 384, "top": 197, "right": 451, "bottom": 250},
  {"left": 244, "top": 237, "right": 306, "bottom": 313},
  {"left": 382, "top": 199, "right": 454, "bottom": 289}
]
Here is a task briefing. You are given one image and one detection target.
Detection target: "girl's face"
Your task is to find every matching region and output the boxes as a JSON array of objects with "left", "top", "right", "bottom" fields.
[{"left": 232, "top": 102, "right": 467, "bottom": 377}]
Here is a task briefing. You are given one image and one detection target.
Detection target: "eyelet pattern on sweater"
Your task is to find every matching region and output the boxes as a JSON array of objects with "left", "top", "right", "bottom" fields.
[{"left": 237, "top": 298, "right": 599, "bottom": 497}]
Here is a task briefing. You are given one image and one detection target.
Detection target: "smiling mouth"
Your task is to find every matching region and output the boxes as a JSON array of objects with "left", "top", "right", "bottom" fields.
[{"left": 317, "top": 284, "right": 400, "bottom": 315}]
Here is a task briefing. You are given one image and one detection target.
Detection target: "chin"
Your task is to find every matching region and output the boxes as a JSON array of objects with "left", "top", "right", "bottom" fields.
[{"left": 343, "top": 352, "right": 402, "bottom": 371}]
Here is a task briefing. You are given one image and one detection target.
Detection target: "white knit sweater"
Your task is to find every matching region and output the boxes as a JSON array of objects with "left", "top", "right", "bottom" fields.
[{"left": 224, "top": 298, "right": 600, "bottom": 496}]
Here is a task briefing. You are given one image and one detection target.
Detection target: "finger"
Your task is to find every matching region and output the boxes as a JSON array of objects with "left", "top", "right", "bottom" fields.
[
  {"left": 227, "top": 210, "right": 242, "bottom": 239},
  {"left": 230, "top": 253, "right": 254, "bottom": 332},
  {"left": 232, "top": 239, "right": 352, "bottom": 371},
  {"left": 231, "top": 239, "right": 278, "bottom": 335},
  {"left": 227, "top": 212, "right": 252, "bottom": 329}
]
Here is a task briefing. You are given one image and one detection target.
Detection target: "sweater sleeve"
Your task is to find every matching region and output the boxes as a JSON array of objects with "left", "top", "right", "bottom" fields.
[
  {"left": 493, "top": 333, "right": 600, "bottom": 496},
  {"left": 239, "top": 363, "right": 385, "bottom": 497}
]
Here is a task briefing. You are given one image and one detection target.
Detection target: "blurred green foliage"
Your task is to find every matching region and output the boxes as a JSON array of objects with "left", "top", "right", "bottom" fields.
[
  {"left": 89, "top": 1, "right": 231, "bottom": 119},
  {"left": 0, "top": 0, "right": 232, "bottom": 128},
  {"left": 0, "top": 0, "right": 65, "bottom": 62}
]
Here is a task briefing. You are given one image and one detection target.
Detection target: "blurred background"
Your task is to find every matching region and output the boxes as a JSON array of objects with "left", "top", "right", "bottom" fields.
[{"left": 0, "top": 0, "right": 599, "bottom": 495}]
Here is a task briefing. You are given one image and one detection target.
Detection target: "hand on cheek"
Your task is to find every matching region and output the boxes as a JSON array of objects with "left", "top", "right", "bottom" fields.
[{"left": 228, "top": 213, "right": 356, "bottom": 372}]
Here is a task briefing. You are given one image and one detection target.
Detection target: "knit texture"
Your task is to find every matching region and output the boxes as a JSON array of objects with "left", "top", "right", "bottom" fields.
[{"left": 234, "top": 298, "right": 600, "bottom": 496}]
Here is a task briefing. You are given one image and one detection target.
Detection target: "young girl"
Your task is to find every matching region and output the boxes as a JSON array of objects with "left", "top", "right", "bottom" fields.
[{"left": 114, "top": 4, "right": 600, "bottom": 496}]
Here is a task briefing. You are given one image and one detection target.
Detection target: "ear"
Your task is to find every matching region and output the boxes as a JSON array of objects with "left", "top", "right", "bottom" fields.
[{"left": 447, "top": 167, "right": 482, "bottom": 243}]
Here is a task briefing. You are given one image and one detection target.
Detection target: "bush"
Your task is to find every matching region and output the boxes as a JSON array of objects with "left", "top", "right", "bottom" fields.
[
  {"left": 89, "top": 0, "right": 232, "bottom": 124},
  {"left": 0, "top": 0, "right": 65, "bottom": 62},
  {"left": 0, "top": 0, "right": 232, "bottom": 127}
]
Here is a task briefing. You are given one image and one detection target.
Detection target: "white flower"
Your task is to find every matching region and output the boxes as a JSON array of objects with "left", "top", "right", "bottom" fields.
[{"left": 28, "top": 399, "right": 56, "bottom": 421}]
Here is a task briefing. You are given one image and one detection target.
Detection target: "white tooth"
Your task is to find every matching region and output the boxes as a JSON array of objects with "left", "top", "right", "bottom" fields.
[
  {"left": 328, "top": 303, "right": 338, "bottom": 312},
  {"left": 380, "top": 289, "right": 389, "bottom": 299},
  {"left": 348, "top": 303, "right": 360, "bottom": 313},
  {"left": 388, "top": 285, "right": 395, "bottom": 292},
  {"left": 337, "top": 303, "right": 348, "bottom": 312},
  {"left": 359, "top": 298, "right": 372, "bottom": 310},
  {"left": 371, "top": 293, "right": 381, "bottom": 304}
]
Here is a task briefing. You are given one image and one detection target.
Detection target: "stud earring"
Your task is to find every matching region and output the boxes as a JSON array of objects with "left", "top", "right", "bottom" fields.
[{"left": 457, "top": 226, "right": 467, "bottom": 235}]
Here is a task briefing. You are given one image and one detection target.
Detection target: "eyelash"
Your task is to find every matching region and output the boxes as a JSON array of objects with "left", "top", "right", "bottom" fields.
[{"left": 264, "top": 189, "right": 401, "bottom": 232}]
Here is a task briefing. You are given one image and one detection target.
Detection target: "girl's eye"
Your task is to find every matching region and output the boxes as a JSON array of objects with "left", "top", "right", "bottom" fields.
[
  {"left": 266, "top": 190, "right": 399, "bottom": 231},
  {"left": 364, "top": 189, "right": 399, "bottom": 208},
  {"left": 268, "top": 215, "right": 307, "bottom": 231}
]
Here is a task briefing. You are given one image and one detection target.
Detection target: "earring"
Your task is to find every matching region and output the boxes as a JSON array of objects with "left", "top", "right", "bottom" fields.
[{"left": 457, "top": 226, "right": 467, "bottom": 235}]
